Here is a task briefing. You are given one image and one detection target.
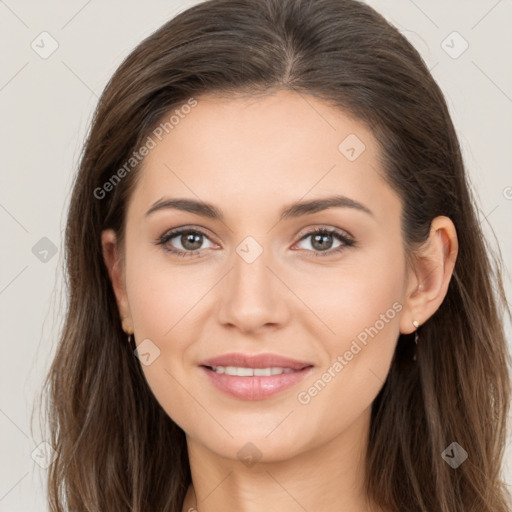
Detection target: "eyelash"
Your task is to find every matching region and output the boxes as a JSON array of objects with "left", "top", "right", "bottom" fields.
[{"left": 155, "top": 226, "right": 356, "bottom": 259}]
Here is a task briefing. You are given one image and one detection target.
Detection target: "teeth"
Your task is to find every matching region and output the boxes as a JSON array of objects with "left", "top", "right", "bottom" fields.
[{"left": 211, "top": 366, "right": 296, "bottom": 376}]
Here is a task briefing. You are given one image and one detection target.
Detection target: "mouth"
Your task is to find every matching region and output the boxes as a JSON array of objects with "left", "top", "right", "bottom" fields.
[{"left": 199, "top": 359, "right": 314, "bottom": 400}]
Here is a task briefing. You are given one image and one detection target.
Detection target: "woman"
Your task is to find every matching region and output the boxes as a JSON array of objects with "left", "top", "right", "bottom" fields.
[{"left": 40, "top": 0, "right": 511, "bottom": 510}]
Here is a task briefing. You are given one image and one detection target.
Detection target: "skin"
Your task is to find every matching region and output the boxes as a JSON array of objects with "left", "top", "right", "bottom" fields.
[{"left": 102, "top": 89, "right": 458, "bottom": 512}]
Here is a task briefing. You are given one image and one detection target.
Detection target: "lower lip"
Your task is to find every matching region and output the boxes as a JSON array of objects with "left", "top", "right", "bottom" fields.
[{"left": 200, "top": 366, "right": 314, "bottom": 400}]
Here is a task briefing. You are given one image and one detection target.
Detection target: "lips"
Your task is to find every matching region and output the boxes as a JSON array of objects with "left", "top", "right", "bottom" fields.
[
  {"left": 200, "top": 352, "right": 313, "bottom": 371},
  {"left": 198, "top": 352, "right": 314, "bottom": 400}
]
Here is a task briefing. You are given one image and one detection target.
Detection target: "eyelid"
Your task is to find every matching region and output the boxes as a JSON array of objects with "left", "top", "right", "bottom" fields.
[{"left": 294, "top": 224, "right": 355, "bottom": 243}]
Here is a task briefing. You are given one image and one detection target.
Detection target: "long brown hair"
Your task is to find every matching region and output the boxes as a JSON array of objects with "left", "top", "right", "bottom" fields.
[{"left": 38, "top": 0, "right": 511, "bottom": 510}]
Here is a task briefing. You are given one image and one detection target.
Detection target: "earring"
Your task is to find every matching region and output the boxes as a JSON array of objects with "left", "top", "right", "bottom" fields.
[
  {"left": 121, "top": 315, "right": 134, "bottom": 347},
  {"left": 412, "top": 320, "right": 420, "bottom": 361},
  {"left": 124, "top": 322, "right": 134, "bottom": 348}
]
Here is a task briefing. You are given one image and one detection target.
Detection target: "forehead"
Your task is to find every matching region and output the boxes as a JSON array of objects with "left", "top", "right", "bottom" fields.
[{"left": 128, "top": 89, "right": 399, "bottom": 223}]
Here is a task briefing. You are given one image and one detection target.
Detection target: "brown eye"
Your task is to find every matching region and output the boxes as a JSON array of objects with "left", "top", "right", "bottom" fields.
[
  {"left": 179, "top": 231, "right": 203, "bottom": 251},
  {"left": 157, "top": 228, "right": 215, "bottom": 256},
  {"left": 294, "top": 228, "right": 355, "bottom": 257}
]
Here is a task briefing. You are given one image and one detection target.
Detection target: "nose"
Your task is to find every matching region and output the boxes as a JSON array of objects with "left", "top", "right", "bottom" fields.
[{"left": 216, "top": 241, "right": 290, "bottom": 334}]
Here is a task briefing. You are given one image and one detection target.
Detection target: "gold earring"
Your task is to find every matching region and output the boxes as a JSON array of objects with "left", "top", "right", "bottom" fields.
[
  {"left": 126, "top": 327, "right": 134, "bottom": 347},
  {"left": 121, "top": 314, "right": 133, "bottom": 340}
]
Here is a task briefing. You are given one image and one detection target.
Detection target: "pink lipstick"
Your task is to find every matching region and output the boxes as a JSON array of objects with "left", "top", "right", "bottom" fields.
[{"left": 199, "top": 352, "right": 314, "bottom": 400}]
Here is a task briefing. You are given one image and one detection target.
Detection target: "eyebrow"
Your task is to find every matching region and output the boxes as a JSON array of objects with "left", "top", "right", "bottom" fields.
[{"left": 145, "top": 194, "right": 373, "bottom": 221}]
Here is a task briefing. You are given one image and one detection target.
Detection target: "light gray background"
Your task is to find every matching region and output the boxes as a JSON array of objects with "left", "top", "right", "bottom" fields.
[{"left": 1, "top": 1, "right": 511, "bottom": 510}]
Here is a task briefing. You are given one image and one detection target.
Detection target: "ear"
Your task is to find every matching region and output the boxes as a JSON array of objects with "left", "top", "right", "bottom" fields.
[
  {"left": 399, "top": 216, "right": 459, "bottom": 334},
  {"left": 101, "top": 229, "right": 133, "bottom": 334}
]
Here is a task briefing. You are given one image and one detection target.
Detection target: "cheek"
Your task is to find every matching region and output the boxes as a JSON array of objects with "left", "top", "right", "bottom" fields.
[
  {"left": 301, "top": 233, "right": 406, "bottom": 347},
  {"left": 122, "top": 249, "right": 201, "bottom": 422},
  {"left": 125, "top": 243, "right": 213, "bottom": 342},
  {"left": 295, "top": 239, "right": 404, "bottom": 415}
]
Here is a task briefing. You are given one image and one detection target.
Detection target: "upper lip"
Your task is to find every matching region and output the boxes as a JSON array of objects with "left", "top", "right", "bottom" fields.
[{"left": 200, "top": 352, "right": 313, "bottom": 371}]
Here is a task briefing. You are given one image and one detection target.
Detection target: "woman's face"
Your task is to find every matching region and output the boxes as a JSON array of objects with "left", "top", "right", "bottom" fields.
[{"left": 104, "top": 89, "right": 416, "bottom": 462}]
